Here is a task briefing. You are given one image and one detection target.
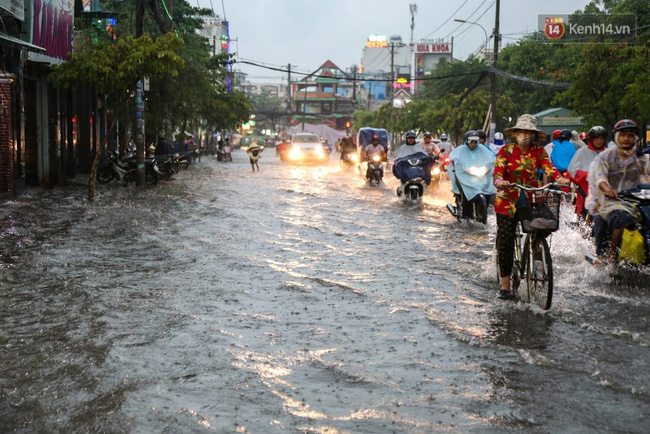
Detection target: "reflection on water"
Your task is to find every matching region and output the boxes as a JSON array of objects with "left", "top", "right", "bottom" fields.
[{"left": 0, "top": 152, "right": 648, "bottom": 432}]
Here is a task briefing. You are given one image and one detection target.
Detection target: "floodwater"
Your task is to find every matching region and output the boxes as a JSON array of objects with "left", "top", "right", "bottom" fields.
[{"left": 1, "top": 150, "right": 648, "bottom": 433}]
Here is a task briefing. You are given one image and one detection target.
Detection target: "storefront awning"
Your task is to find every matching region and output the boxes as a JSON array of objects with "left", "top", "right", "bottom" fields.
[{"left": 0, "top": 33, "right": 46, "bottom": 53}]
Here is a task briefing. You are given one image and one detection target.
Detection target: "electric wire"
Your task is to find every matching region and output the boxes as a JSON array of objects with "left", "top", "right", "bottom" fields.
[{"left": 419, "top": 0, "right": 469, "bottom": 41}]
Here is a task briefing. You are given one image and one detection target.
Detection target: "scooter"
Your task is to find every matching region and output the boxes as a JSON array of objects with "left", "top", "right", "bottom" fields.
[
  {"left": 585, "top": 184, "right": 650, "bottom": 268},
  {"left": 446, "top": 164, "right": 493, "bottom": 224},
  {"left": 393, "top": 152, "right": 435, "bottom": 202},
  {"left": 365, "top": 155, "right": 384, "bottom": 185},
  {"left": 340, "top": 151, "right": 358, "bottom": 169},
  {"left": 430, "top": 160, "right": 443, "bottom": 188}
]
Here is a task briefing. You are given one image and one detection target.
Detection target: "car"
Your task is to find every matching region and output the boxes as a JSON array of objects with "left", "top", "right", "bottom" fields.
[{"left": 286, "top": 133, "right": 329, "bottom": 164}]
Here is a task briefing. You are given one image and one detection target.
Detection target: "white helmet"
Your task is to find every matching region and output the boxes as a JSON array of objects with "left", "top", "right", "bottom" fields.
[{"left": 494, "top": 132, "right": 504, "bottom": 140}]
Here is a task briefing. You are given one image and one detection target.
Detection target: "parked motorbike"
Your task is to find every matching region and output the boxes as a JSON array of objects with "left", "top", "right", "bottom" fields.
[
  {"left": 97, "top": 150, "right": 160, "bottom": 186},
  {"left": 393, "top": 152, "right": 435, "bottom": 202},
  {"left": 446, "top": 164, "right": 494, "bottom": 224}
]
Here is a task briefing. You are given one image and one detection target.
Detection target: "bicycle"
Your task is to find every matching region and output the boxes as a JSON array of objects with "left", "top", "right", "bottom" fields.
[{"left": 496, "top": 183, "right": 567, "bottom": 310}]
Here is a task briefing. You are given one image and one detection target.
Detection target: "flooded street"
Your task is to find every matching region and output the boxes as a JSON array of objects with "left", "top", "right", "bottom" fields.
[{"left": 1, "top": 150, "right": 648, "bottom": 433}]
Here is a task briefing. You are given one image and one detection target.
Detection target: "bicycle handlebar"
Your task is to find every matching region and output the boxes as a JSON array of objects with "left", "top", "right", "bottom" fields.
[{"left": 503, "top": 182, "right": 569, "bottom": 194}]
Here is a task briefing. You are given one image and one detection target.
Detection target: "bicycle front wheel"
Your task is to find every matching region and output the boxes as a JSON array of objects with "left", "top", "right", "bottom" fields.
[{"left": 523, "top": 235, "right": 553, "bottom": 310}]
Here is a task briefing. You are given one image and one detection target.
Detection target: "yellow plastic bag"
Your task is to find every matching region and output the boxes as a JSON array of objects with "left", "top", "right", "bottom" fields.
[{"left": 619, "top": 229, "right": 646, "bottom": 265}]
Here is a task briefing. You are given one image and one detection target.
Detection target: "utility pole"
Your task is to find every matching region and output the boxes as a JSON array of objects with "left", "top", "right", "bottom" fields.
[
  {"left": 490, "top": 0, "right": 501, "bottom": 134},
  {"left": 389, "top": 42, "right": 396, "bottom": 101},
  {"left": 135, "top": 0, "right": 145, "bottom": 186},
  {"left": 351, "top": 64, "right": 357, "bottom": 103}
]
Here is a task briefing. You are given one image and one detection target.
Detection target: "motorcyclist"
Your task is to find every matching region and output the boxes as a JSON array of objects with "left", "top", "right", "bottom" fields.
[
  {"left": 421, "top": 131, "right": 441, "bottom": 157},
  {"left": 590, "top": 119, "right": 650, "bottom": 265},
  {"left": 155, "top": 135, "right": 173, "bottom": 157},
  {"left": 364, "top": 134, "right": 386, "bottom": 180},
  {"left": 395, "top": 131, "right": 426, "bottom": 159},
  {"left": 393, "top": 131, "right": 433, "bottom": 196},
  {"left": 477, "top": 130, "right": 487, "bottom": 148},
  {"left": 339, "top": 134, "right": 356, "bottom": 163},
  {"left": 489, "top": 132, "right": 505, "bottom": 155},
  {"left": 448, "top": 130, "right": 497, "bottom": 218},
  {"left": 549, "top": 129, "right": 577, "bottom": 175},
  {"left": 568, "top": 126, "right": 608, "bottom": 222},
  {"left": 438, "top": 133, "right": 454, "bottom": 156}
]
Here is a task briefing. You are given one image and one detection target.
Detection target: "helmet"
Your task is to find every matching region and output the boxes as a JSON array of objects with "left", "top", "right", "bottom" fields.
[
  {"left": 465, "top": 130, "right": 479, "bottom": 142},
  {"left": 558, "top": 129, "right": 572, "bottom": 142},
  {"left": 579, "top": 132, "right": 588, "bottom": 141},
  {"left": 552, "top": 129, "right": 562, "bottom": 140},
  {"left": 494, "top": 132, "right": 504, "bottom": 141},
  {"left": 424, "top": 131, "right": 432, "bottom": 137},
  {"left": 405, "top": 131, "right": 416, "bottom": 139},
  {"left": 588, "top": 126, "right": 607, "bottom": 138},
  {"left": 440, "top": 133, "right": 448, "bottom": 141},
  {"left": 371, "top": 134, "right": 380, "bottom": 141},
  {"left": 612, "top": 119, "right": 638, "bottom": 135},
  {"left": 476, "top": 130, "right": 486, "bottom": 139}
]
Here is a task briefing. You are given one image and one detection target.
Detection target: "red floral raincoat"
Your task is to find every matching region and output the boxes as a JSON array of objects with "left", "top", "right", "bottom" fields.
[{"left": 493, "top": 144, "right": 562, "bottom": 217}]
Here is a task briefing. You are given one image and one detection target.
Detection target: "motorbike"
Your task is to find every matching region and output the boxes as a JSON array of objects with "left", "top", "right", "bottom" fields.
[
  {"left": 446, "top": 164, "right": 492, "bottom": 224},
  {"left": 430, "top": 160, "right": 443, "bottom": 188},
  {"left": 340, "top": 151, "right": 359, "bottom": 169},
  {"left": 393, "top": 152, "right": 435, "bottom": 202},
  {"left": 217, "top": 145, "right": 232, "bottom": 162},
  {"left": 585, "top": 184, "right": 650, "bottom": 268},
  {"left": 97, "top": 150, "right": 160, "bottom": 186},
  {"left": 365, "top": 155, "right": 384, "bottom": 184}
]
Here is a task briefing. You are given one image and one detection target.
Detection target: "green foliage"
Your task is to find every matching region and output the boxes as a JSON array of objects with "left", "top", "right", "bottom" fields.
[{"left": 49, "top": 33, "right": 185, "bottom": 95}]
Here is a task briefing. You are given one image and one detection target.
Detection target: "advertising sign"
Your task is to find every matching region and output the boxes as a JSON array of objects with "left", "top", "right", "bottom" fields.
[
  {"left": 30, "top": 0, "right": 74, "bottom": 62},
  {"left": 538, "top": 14, "right": 636, "bottom": 44}
]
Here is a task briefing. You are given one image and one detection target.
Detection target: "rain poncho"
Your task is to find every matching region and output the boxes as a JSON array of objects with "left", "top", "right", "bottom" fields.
[
  {"left": 393, "top": 151, "right": 434, "bottom": 184},
  {"left": 590, "top": 147, "right": 650, "bottom": 220},
  {"left": 395, "top": 143, "right": 426, "bottom": 160},
  {"left": 448, "top": 144, "right": 497, "bottom": 201},
  {"left": 568, "top": 143, "right": 607, "bottom": 215},
  {"left": 550, "top": 139, "right": 576, "bottom": 173}
]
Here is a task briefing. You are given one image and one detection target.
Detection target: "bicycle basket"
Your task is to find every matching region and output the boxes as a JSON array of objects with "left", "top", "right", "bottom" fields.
[{"left": 522, "top": 192, "right": 562, "bottom": 233}]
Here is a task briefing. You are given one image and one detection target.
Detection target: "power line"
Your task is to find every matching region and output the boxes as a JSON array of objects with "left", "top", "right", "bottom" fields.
[
  {"left": 419, "top": 0, "right": 469, "bottom": 40},
  {"left": 441, "top": 0, "right": 493, "bottom": 41}
]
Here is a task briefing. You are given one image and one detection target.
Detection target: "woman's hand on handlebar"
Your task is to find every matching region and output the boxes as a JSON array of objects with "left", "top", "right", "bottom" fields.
[
  {"left": 557, "top": 177, "right": 570, "bottom": 185},
  {"left": 495, "top": 180, "right": 511, "bottom": 190}
]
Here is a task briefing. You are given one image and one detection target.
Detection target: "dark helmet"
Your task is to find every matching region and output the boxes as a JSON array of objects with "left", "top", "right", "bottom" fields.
[
  {"left": 440, "top": 133, "right": 448, "bottom": 141},
  {"left": 465, "top": 130, "right": 479, "bottom": 142},
  {"left": 424, "top": 131, "right": 432, "bottom": 137},
  {"left": 588, "top": 126, "right": 607, "bottom": 139},
  {"left": 371, "top": 134, "right": 380, "bottom": 141},
  {"left": 612, "top": 119, "right": 638, "bottom": 135},
  {"left": 476, "top": 130, "right": 486, "bottom": 139},
  {"left": 552, "top": 129, "right": 562, "bottom": 140},
  {"left": 405, "top": 131, "right": 416, "bottom": 139},
  {"left": 558, "top": 129, "right": 572, "bottom": 142}
]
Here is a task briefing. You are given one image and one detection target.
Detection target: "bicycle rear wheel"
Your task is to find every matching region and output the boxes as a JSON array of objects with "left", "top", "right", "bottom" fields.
[{"left": 523, "top": 235, "right": 553, "bottom": 310}]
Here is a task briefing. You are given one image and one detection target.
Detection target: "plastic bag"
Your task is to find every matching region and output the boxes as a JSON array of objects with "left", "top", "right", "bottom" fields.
[{"left": 618, "top": 228, "right": 646, "bottom": 265}]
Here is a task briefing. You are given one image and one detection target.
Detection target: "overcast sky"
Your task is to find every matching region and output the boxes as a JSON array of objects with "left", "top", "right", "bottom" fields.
[{"left": 194, "top": 0, "right": 593, "bottom": 83}]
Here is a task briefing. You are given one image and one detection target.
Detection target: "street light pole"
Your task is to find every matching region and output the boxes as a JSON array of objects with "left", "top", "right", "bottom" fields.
[{"left": 453, "top": 18, "right": 488, "bottom": 58}]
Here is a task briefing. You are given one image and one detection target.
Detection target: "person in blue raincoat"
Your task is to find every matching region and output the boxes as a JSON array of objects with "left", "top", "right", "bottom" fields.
[
  {"left": 448, "top": 130, "right": 497, "bottom": 217},
  {"left": 549, "top": 129, "right": 576, "bottom": 175}
]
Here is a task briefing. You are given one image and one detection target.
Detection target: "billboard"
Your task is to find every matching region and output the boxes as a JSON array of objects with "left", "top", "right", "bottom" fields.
[{"left": 29, "top": 0, "right": 74, "bottom": 63}]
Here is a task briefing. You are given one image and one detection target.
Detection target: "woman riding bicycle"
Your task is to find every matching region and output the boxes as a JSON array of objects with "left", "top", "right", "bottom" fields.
[{"left": 493, "top": 114, "right": 570, "bottom": 300}]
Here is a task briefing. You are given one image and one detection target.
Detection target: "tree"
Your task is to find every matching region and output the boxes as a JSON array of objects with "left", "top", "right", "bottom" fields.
[{"left": 50, "top": 33, "right": 185, "bottom": 201}]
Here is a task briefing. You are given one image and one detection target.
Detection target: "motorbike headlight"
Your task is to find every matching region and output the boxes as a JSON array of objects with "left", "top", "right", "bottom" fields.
[
  {"left": 289, "top": 147, "right": 302, "bottom": 160},
  {"left": 468, "top": 166, "right": 488, "bottom": 177},
  {"left": 315, "top": 144, "right": 324, "bottom": 157},
  {"left": 350, "top": 153, "right": 359, "bottom": 162},
  {"left": 372, "top": 155, "right": 381, "bottom": 162},
  {"left": 432, "top": 167, "right": 441, "bottom": 175}
]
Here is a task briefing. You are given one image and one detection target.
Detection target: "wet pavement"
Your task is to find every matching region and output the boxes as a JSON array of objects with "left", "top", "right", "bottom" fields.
[{"left": 1, "top": 150, "right": 648, "bottom": 432}]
